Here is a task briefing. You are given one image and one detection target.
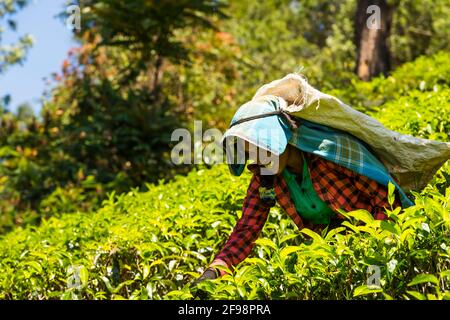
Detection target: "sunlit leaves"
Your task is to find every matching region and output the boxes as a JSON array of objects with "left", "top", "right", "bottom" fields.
[
  {"left": 408, "top": 274, "right": 439, "bottom": 286},
  {"left": 0, "top": 50, "right": 449, "bottom": 300},
  {"left": 353, "top": 285, "right": 383, "bottom": 297},
  {"left": 0, "top": 160, "right": 449, "bottom": 299}
]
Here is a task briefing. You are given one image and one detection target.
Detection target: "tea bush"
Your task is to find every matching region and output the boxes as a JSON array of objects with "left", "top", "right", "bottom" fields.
[
  {"left": 0, "top": 162, "right": 448, "bottom": 300},
  {"left": 0, "top": 52, "right": 449, "bottom": 300},
  {"left": 329, "top": 51, "right": 450, "bottom": 109},
  {"left": 368, "top": 88, "right": 450, "bottom": 141},
  {"left": 0, "top": 164, "right": 248, "bottom": 299}
]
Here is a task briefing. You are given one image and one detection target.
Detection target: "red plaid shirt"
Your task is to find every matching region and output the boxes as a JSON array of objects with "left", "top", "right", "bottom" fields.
[{"left": 211, "top": 152, "right": 402, "bottom": 274}]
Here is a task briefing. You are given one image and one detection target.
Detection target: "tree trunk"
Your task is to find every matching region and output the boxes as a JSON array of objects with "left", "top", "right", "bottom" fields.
[{"left": 355, "top": 0, "right": 393, "bottom": 81}]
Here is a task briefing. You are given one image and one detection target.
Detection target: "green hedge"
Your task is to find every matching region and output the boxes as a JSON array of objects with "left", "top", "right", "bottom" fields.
[
  {"left": 1, "top": 52, "right": 449, "bottom": 300},
  {"left": 0, "top": 160, "right": 448, "bottom": 299},
  {"left": 368, "top": 88, "right": 450, "bottom": 141},
  {"left": 329, "top": 51, "right": 450, "bottom": 109}
]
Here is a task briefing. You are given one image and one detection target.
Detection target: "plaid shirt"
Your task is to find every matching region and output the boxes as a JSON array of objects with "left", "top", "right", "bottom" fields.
[{"left": 211, "top": 152, "right": 402, "bottom": 274}]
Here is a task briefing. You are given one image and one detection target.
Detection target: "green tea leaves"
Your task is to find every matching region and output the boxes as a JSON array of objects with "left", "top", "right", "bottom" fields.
[{"left": 408, "top": 274, "right": 439, "bottom": 286}]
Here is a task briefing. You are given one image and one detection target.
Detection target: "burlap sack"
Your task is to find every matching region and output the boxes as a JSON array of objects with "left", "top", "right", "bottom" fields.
[{"left": 252, "top": 73, "right": 450, "bottom": 192}]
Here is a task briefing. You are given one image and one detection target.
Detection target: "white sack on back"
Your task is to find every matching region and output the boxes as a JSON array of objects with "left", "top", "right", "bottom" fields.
[{"left": 252, "top": 73, "right": 450, "bottom": 192}]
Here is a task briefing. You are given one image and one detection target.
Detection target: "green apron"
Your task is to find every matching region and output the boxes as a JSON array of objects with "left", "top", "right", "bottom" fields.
[{"left": 282, "top": 152, "right": 335, "bottom": 225}]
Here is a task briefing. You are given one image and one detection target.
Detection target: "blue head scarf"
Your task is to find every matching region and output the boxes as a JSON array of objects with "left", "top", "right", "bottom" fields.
[{"left": 221, "top": 95, "right": 296, "bottom": 176}]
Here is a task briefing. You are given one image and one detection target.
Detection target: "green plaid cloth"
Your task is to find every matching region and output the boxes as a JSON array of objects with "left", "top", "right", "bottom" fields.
[{"left": 289, "top": 119, "right": 414, "bottom": 208}]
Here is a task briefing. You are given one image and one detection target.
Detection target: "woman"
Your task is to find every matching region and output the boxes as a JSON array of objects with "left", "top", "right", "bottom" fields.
[{"left": 191, "top": 95, "right": 412, "bottom": 286}]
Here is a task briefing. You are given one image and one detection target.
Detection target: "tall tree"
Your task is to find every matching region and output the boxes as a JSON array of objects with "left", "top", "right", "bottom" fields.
[
  {"left": 355, "top": 0, "right": 393, "bottom": 80},
  {"left": 16, "top": 102, "right": 33, "bottom": 121},
  {"left": 0, "top": 0, "right": 32, "bottom": 113},
  {"left": 0, "top": 0, "right": 32, "bottom": 74}
]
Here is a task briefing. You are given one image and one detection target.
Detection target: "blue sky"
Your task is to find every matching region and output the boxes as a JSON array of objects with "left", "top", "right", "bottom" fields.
[{"left": 0, "top": 0, "right": 78, "bottom": 114}]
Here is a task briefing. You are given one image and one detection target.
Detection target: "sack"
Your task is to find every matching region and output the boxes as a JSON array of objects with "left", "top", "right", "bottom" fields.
[{"left": 252, "top": 74, "right": 450, "bottom": 192}]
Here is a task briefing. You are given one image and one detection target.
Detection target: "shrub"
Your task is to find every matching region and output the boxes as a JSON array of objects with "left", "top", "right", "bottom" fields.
[{"left": 0, "top": 159, "right": 449, "bottom": 299}]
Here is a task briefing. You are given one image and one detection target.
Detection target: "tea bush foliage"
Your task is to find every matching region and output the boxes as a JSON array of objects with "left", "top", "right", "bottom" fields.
[
  {"left": 0, "top": 161, "right": 448, "bottom": 300},
  {"left": 329, "top": 51, "right": 450, "bottom": 110},
  {"left": 0, "top": 52, "right": 449, "bottom": 300}
]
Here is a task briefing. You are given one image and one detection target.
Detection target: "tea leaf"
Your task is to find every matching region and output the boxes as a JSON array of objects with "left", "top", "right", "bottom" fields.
[
  {"left": 408, "top": 274, "right": 439, "bottom": 286},
  {"left": 353, "top": 285, "right": 382, "bottom": 297}
]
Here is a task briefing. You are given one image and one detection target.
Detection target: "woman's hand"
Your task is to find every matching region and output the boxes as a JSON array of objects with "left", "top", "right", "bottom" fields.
[
  {"left": 191, "top": 267, "right": 219, "bottom": 287},
  {"left": 190, "top": 267, "right": 220, "bottom": 299}
]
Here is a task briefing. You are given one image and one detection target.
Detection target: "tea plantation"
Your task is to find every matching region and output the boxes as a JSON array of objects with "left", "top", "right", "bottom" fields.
[{"left": 0, "top": 53, "right": 449, "bottom": 300}]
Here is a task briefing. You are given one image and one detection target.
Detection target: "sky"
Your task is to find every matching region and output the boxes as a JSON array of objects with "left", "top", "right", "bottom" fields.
[{"left": 0, "top": 0, "right": 78, "bottom": 114}]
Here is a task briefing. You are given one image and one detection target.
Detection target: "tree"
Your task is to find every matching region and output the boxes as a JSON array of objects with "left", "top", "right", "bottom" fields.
[
  {"left": 0, "top": 0, "right": 33, "bottom": 113},
  {"left": 16, "top": 102, "right": 33, "bottom": 121},
  {"left": 47, "top": 0, "right": 231, "bottom": 186},
  {"left": 355, "top": 0, "right": 393, "bottom": 81},
  {"left": 389, "top": 0, "right": 450, "bottom": 66},
  {"left": 0, "top": 0, "right": 231, "bottom": 218},
  {"left": 0, "top": 0, "right": 33, "bottom": 74},
  {"left": 73, "top": 0, "right": 228, "bottom": 94}
]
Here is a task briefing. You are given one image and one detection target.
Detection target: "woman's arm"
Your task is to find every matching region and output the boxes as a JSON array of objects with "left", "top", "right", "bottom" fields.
[{"left": 210, "top": 173, "right": 271, "bottom": 275}]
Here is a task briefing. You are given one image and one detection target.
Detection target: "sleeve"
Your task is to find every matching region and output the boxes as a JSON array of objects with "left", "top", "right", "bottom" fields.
[
  {"left": 211, "top": 173, "right": 271, "bottom": 272},
  {"left": 350, "top": 170, "right": 403, "bottom": 220}
]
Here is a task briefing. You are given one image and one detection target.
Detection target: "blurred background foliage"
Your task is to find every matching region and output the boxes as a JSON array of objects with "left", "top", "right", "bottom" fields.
[
  {"left": 0, "top": 0, "right": 449, "bottom": 233},
  {"left": 0, "top": 0, "right": 33, "bottom": 75}
]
